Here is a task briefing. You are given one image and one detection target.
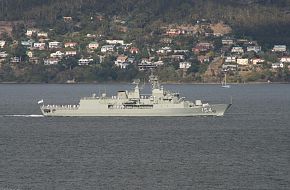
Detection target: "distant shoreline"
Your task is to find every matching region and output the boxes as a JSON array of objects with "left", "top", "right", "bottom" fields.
[{"left": 0, "top": 81, "right": 289, "bottom": 85}]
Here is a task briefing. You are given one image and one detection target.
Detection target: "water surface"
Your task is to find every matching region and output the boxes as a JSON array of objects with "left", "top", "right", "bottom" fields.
[{"left": 0, "top": 84, "right": 289, "bottom": 189}]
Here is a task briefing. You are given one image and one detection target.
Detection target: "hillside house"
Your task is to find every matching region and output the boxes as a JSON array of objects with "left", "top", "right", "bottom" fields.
[
  {"left": 63, "top": 17, "right": 73, "bottom": 22},
  {"left": 166, "top": 29, "right": 184, "bottom": 36},
  {"left": 222, "top": 39, "right": 234, "bottom": 46},
  {"left": 21, "top": 39, "right": 34, "bottom": 48},
  {"left": 138, "top": 59, "right": 156, "bottom": 71},
  {"left": 65, "top": 51, "right": 77, "bottom": 56},
  {"left": 86, "top": 34, "right": 96, "bottom": 38},
  {"left": 49, "top": 41, "right": 62, "bottom": 49},
  {"left": 272, "top": 45, "right": 287, "bottom": 52},
  {"left": 29, "top": 57, "right": 40, "bottom": 64},
  {"left": 10, "top": 57, "right": 21, "bottom": 63},
  {"left": 171, "top": 55, "right": 185, "bottom": 61},
  {"left": 26, "top": 51, "right": 33, "bottom": 58},
  {"left": 64, "top": 42, "right": 77, "bottom": 48},
  {"left": 231, "top": 47, "right": 244, "bottom": 54},
  {"left": 198, "top": 55, "right": 211, "bottom": 63},
  {"left": 78, "top": 58, "right": 93, "bottom": 66},
  {"left": 154, "top": 61, "right": 164, "bottom": 66},
  {"left": 280, "top": 57, "right": 290, "bottom": 63},
  {"left": 115, "top": 55, "right": 129, "bottom": 69},
  {"left": 0, "top": 51, "right": 8, "bottom": 58},
  {"left": 37, "top": 32, "right": 48, "bottom": 38},
  {"left": 26, "top": 29, "right": 38, "bottom": 37},
  {"left": 225, "top": 56, "right": 237, "bottom": 63},
  {"left": 130, "top": 47, "right": 139, "bottom": 54},
  {"left": 128, "top": 57, "right": 135, "bottom": 63},
  {"left": 237, "top": 39, "right": 249, "bottom": 44},
  {"left": 157, "top": 47, "right": 172, "bottom": 54},
  {"left": 179, "top": 62, "right": 191, "bottom": 69},
  {"left": 44, "top": 58, "right": 60, "bottom": 65},
  {"left": 174, "top": 50, "right": 189, "bottom": 53},
  {"left": 106, "top": 40, "right": 124, "bottom": 45},
  {"left": 50, "top": 51, "right": 64, "bottom": 58},
  {"left": 116, "top": 55, "right": 128, "bottom": 63},
  {"left": 193, "top": 42, "right": 213, "bottom": 54},
  {"left": 101, "top": 45, "right": 114, "bottom": 53},
  {"left": 237, "top": 58, "right": 249, "bottom": 65},
  {"left": 222, "top": 64, "right": 238, "bottom": 72},
  {"left": 251, "top": 58, "right": 265, "bottom": 65},
  {"left": 247, "top": 46, "right": 261, "bottom": 53},
  {"left": 271, "top": 62, "right": 284, "bottom": 69},
  {"left": 160, "top": 38, "right": 173, "bottom": 44},
  {"left": 88, "top": 42, "right": 99, "bottom": 50},
  {"left": 0, "top": 41, "right": 6, "bottom": 48},
  {"left": 33, "top": 42, "right": 46, "bottom": 50}
]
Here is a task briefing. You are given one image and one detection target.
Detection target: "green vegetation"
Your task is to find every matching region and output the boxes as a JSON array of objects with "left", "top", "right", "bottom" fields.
[{"left": 1, "top": 0, "right": 290, "bottom": 46}]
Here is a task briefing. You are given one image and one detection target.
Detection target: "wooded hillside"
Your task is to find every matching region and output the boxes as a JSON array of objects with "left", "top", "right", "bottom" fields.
[{"left": 1, "top": 0, "right": 290, "bottom": 45}]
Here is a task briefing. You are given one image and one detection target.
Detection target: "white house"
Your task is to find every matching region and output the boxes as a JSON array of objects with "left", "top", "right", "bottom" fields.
[
  {"left": 49, "top": 41, "right": 62, "bottom": 49},
  {"left": 272, "top": 45, "right": 287, "bottom": 52},
  {"left": 225, "top": 56, "right": 237, "bottom": 63},
  {"left": 137, "top": 59, "right": 158, "bottom": 70},
  {"left": 65, "top": 51, "right": 77, "bottom": 56},
  {"left": 64, "top": 42, "right": 77, "bottom": 48},
  {"left": 280, "top": 57, "right": 290, "bottom": 63},
  {"left": 251, "top": 58, "right": 265, "bottom": 65},
  {"left": 173, "top": 50, "right": 189, "bottom": 53},
  {"left": 231, "top": 47, "right": 244, "bottom": 54},
  {"left": 114, "top": 56, "right": 129, "bottom": 69},
  {"left": 222, "top": 64, "right": 238, "bottom": 71},
  {"left": 247, "top": 46, "right": 261, "bottom": 53},
  {"left": 156, "top": 46, "right": 172, "bottom": 54},
  {"left": 10, "top": 57, "right": 21, "bottom": 63},
  {"left": 88, "top": 42, "right": 99, "bottom": 50},
  {"left": 153, "top": 60, "right": 164, "bottom": 66},
  {"left": 78, "top": 58, "right": 93, "bottom": 66},
  {"left": 0, "top": 41, "right": 6, "bottom": 48},
  {"left": 44, "top": 58, "right": 60, "bottom": 65},
  {"left": 26, "top": 29, "right": 38, "bottom": 37},
  {"left": 106, "top": 40, "right": 124, "bottom": 45},
  {"left": 50, "top": 51, "right": 64, "bottom": 58},
  {"left": 0, "top": 51, "right": 8, "bottom": 58},
  {"left": 101, "top": 45, "right": 115, "bottom": 53},
  {"left": 271, "top": 62, "right": 284, "bottom": 69},
  {"left": 33, "top": 42, "right": 46, "bottom": 50},
  {"left": 237, "top": 58, "right": 249, "bottom": 65},
  {"left": 26, "top": 51, "right": 33, "bottom": 58},
  {"left": 21, "top": 39, "right": 34, "bottom": 48},
  {"left": 115, "top": 61, "right": 129, "bottom": 69},
  {"left": 222, "top": 39, "right": 234, "bottom": 45},
  {"left": 171, "top": 54, "right": 185, "bottom": 61},
  {"left": 179, "top": 62, "right": 191, "bottom": 69},
  {"left": 37, "top": 32, "right": 48, "bottom": 38}
]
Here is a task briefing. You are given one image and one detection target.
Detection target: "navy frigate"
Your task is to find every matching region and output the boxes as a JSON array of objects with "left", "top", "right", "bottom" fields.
[{"left": 40, "top": 75, "right": 231, "bottom": 117}]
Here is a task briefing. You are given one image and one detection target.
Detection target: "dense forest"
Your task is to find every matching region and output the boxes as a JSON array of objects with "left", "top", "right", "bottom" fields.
[{"left": 1, "top": 0, "right": 290, "bottom": 46}]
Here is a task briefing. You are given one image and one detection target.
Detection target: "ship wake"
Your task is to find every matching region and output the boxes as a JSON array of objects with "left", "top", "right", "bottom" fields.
[{"left": 1, "top": 114, "right": 44, "bottom": 118}]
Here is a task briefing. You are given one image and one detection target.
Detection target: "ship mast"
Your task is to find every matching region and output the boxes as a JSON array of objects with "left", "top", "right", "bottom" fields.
[{"left": 149, "top": 73, "right": 160, "bottom": 90}]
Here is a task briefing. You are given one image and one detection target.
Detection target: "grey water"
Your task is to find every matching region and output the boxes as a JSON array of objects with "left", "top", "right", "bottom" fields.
[{"left": 0, "top": 83, "right": 289, "bottom": 190}]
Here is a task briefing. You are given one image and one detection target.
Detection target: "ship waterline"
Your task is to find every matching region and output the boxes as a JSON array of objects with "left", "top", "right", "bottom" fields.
[{"left": 40, "top": 75, "right": 231, "bottom": 117}]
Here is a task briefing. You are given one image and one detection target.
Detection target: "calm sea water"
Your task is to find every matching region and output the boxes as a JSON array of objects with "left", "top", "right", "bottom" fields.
[{"left": 0, "top": 83, "right": 289, "bottom": 190}]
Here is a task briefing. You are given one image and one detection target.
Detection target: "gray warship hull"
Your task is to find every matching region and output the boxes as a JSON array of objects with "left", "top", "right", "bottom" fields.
[{"left": 40, "top": 102, "right": 231, "bottom": 117}]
